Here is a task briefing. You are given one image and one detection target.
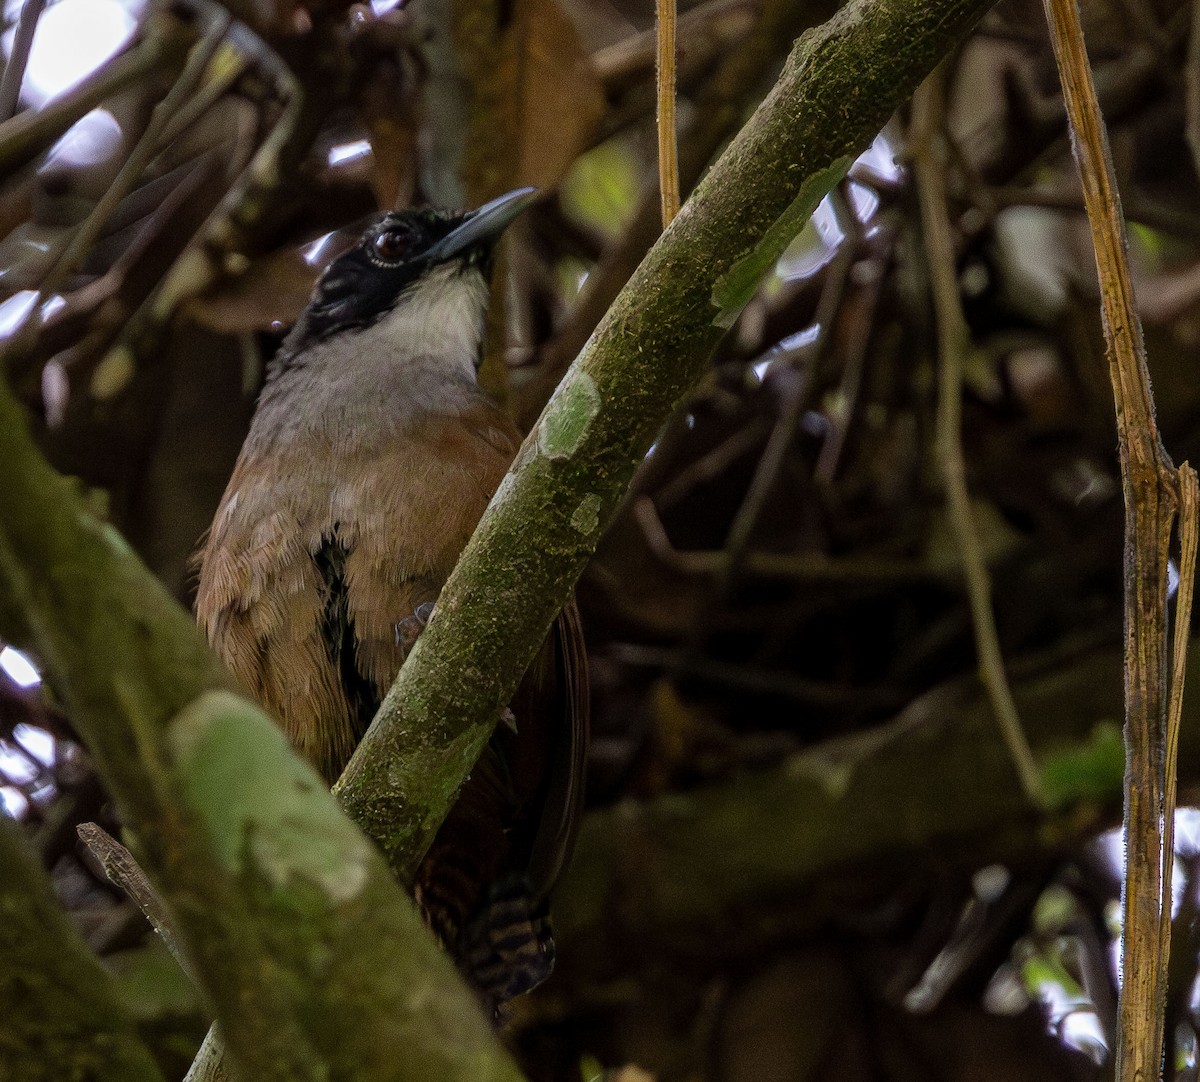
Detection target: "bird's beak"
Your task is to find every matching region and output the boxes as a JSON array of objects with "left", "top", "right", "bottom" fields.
[{"left": 425, "top": 187, "right": 538, "bottom": 262}]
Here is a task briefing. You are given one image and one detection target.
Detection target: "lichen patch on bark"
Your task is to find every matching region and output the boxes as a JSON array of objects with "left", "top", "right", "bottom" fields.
[
  {"left": 537, "top": 371, "right": 601, "bottom": 460},
  {"left": 167, "top": 690, "right": 373, "bottom": 902},
  {"left": 570, "top": 494, "right": 602, "bottom": 535}
]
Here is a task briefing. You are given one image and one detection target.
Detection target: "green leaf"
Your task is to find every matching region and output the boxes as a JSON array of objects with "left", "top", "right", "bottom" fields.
[{"left": 710, "top": 155, "right": 853, "bottom": 328}]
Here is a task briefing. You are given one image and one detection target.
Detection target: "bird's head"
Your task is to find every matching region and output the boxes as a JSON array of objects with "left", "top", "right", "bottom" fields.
[{"left": 281, "top": 187, "right": 537, "bottom": 359}]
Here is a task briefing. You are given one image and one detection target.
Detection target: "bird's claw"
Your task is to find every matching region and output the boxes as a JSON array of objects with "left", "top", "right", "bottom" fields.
[{"left": 395, "top": 601, "right": 437, "bottom": 657}]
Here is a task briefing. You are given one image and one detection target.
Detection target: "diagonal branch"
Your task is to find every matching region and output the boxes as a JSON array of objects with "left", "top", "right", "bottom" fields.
[
  {"left": 0, "top": 386, "right": 526, "bottom": 1081},
  {"left": 334, "top": 0, "right": 1006, "bottom": 880}
]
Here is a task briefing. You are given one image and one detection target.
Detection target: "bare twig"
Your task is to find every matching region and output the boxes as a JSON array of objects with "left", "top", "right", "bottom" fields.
[
  {"left": 812, "top": 192, "right": 885, "bottom": 481},
  {"left": 97, "top": 17, "right": 303, "bottom": 392},
  {"left": 0, "top": 0, "right": 47, "bottom": 121},
  {"left": 611, "top": 641, "right": 909, "bottom": 711},
  {"left": 523, "top": 0, "right": 837, "bottom": 423},
  {"left": 39, "top": 12, "right": 231, "bottom": 299},
  {"left": 0, "top": 13, "right": 231, "bottom": 368},
  {"left": 633, "top": 496, "right": 944, "bottom": 584},
  {"left": 911, "top": 72, "right": 1043, "bottom": 806},
  {"left": 0, "top": 29, "right": 188, "bottom": 180},
  {"left": 704, "top": 189, "right": 877, "bottom": 593},
  {"left": 657, "top": 0, "right": 681, "bottom": 225},
  {"left": 1187, "top": 0, "right": 1200, "bottom": 178},
  {"left": 987, "top": 184, "right": 1200, "bottom": 245},
  {"left": 183, "top": 1030, "right": 228, "bottom": 1082},
  {"left": 593, "top": 0, "right": 755, "bottom": 87},
  {"left": 0, "top": 815, "right": 167, "bottom": 1081},
  {"left": 1116, "top": 0, "right": 1171, "bottom": 54},
  {"left": 1041, "top": 0, "right": 1194, "bottom": 1078},
  {"left": 77, "top": 821, "right": 231, "bottom": 1082},
  {"left": 1161, "top": 466, "right": 1198, "bottom": 983},
  {"left": 156, "top": 51, "right": 250, "bottom": 147}
]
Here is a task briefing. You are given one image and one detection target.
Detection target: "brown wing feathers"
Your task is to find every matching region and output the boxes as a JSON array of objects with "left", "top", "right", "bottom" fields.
[
  {"left": 196, "top": 412, "right": 514, "bottom": 777},
  {"left": 196, "top": 404, "right": 588, "bottom": 1007}
]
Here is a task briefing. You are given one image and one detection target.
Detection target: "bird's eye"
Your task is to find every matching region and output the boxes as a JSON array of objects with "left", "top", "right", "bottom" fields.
[{"left": 373, "top": 229, "right": 409, "bottom": 261}]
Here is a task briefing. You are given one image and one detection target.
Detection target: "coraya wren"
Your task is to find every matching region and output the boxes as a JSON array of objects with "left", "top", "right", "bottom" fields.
[{"left": 195, "top": 187, "right": 588, "bottom": 1010}]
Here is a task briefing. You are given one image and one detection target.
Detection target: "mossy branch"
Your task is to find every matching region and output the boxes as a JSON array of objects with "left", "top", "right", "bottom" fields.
[
  {"left": 0, "top": 389, "right": 524, "bottom": 1081},
  {"left": 334, "top": 0, "right": 1002, "bottom": 878},
  {"left": 552, "top": 636, "right": 1200, "bottom": 970}
]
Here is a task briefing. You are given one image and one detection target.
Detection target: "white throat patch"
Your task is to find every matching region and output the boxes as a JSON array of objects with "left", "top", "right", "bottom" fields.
[{"left": 374, "top": 262, "right": 490, "bottom": 377}]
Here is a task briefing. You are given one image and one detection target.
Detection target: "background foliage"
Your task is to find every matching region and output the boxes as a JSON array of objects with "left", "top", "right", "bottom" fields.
[{"left": 4, "top": 0, "right": 1200, "bottom": 1078}]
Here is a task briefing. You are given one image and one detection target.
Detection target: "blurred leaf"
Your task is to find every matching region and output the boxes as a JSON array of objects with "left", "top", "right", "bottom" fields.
[
  {"left": 923, "top": 497, "right": 1026, "bottom": 573},
  {"left": 359, "top": 59, "right": 419, "bottom": 210},
  {"left": 1021, "top": 948, "right": 1085, "bottom": 1001},
  {"left": 105, "top": 937, "right": 199, "bottom": 1021},
  {"left": 1031, "top": 884, "right": 1077, "bottom": 935},
  {"left": 560, "top": 137, "right": 639, "bottom": 241},
  {"left": 607, "top": 1068, "right": 655, "bottom": 1082},
  {"left": 555, "top": 254, "right": 591, "bottom": 303},
  {"left": 769, "top": 216, "right": 831, "bottom": 290},
  {"left": 207, "top": 41, "right": 247, "bottom": 86},
  {"left": 1040, "top": 721, "right": 1124, "bottom": 809},
  {"left": 182, "top": 246, "right": 321, "bottom": 334},
  {"left": 1128, "top": 220, "right": 1162, "bottom": 262}
]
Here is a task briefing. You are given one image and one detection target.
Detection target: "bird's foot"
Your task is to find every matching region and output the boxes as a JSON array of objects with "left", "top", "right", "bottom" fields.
[{"left": 395, "top": 601, "right": 436, "bottom": 657}]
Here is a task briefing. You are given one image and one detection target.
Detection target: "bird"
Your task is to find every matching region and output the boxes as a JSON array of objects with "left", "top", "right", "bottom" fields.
[{"left": 194, "top": 187, "right": 588, "bottom": 1011}]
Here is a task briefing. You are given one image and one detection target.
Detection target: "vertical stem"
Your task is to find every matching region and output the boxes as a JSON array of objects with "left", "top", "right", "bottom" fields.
[
  {"left": 1041, "top": 0, "right": 1191, "bottom": 1078},
  {"left": 911, "top": 73, "right": 1043, "bottom": 806},
  {"left": 0, "top": 0, "right": 47, "bottom": 122},
  {"left": 1162, "top": 466, "right": 1198, "bottom": 977},
  {"left": 656, "top": 0, "right": 680, "bottom": 226}
]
